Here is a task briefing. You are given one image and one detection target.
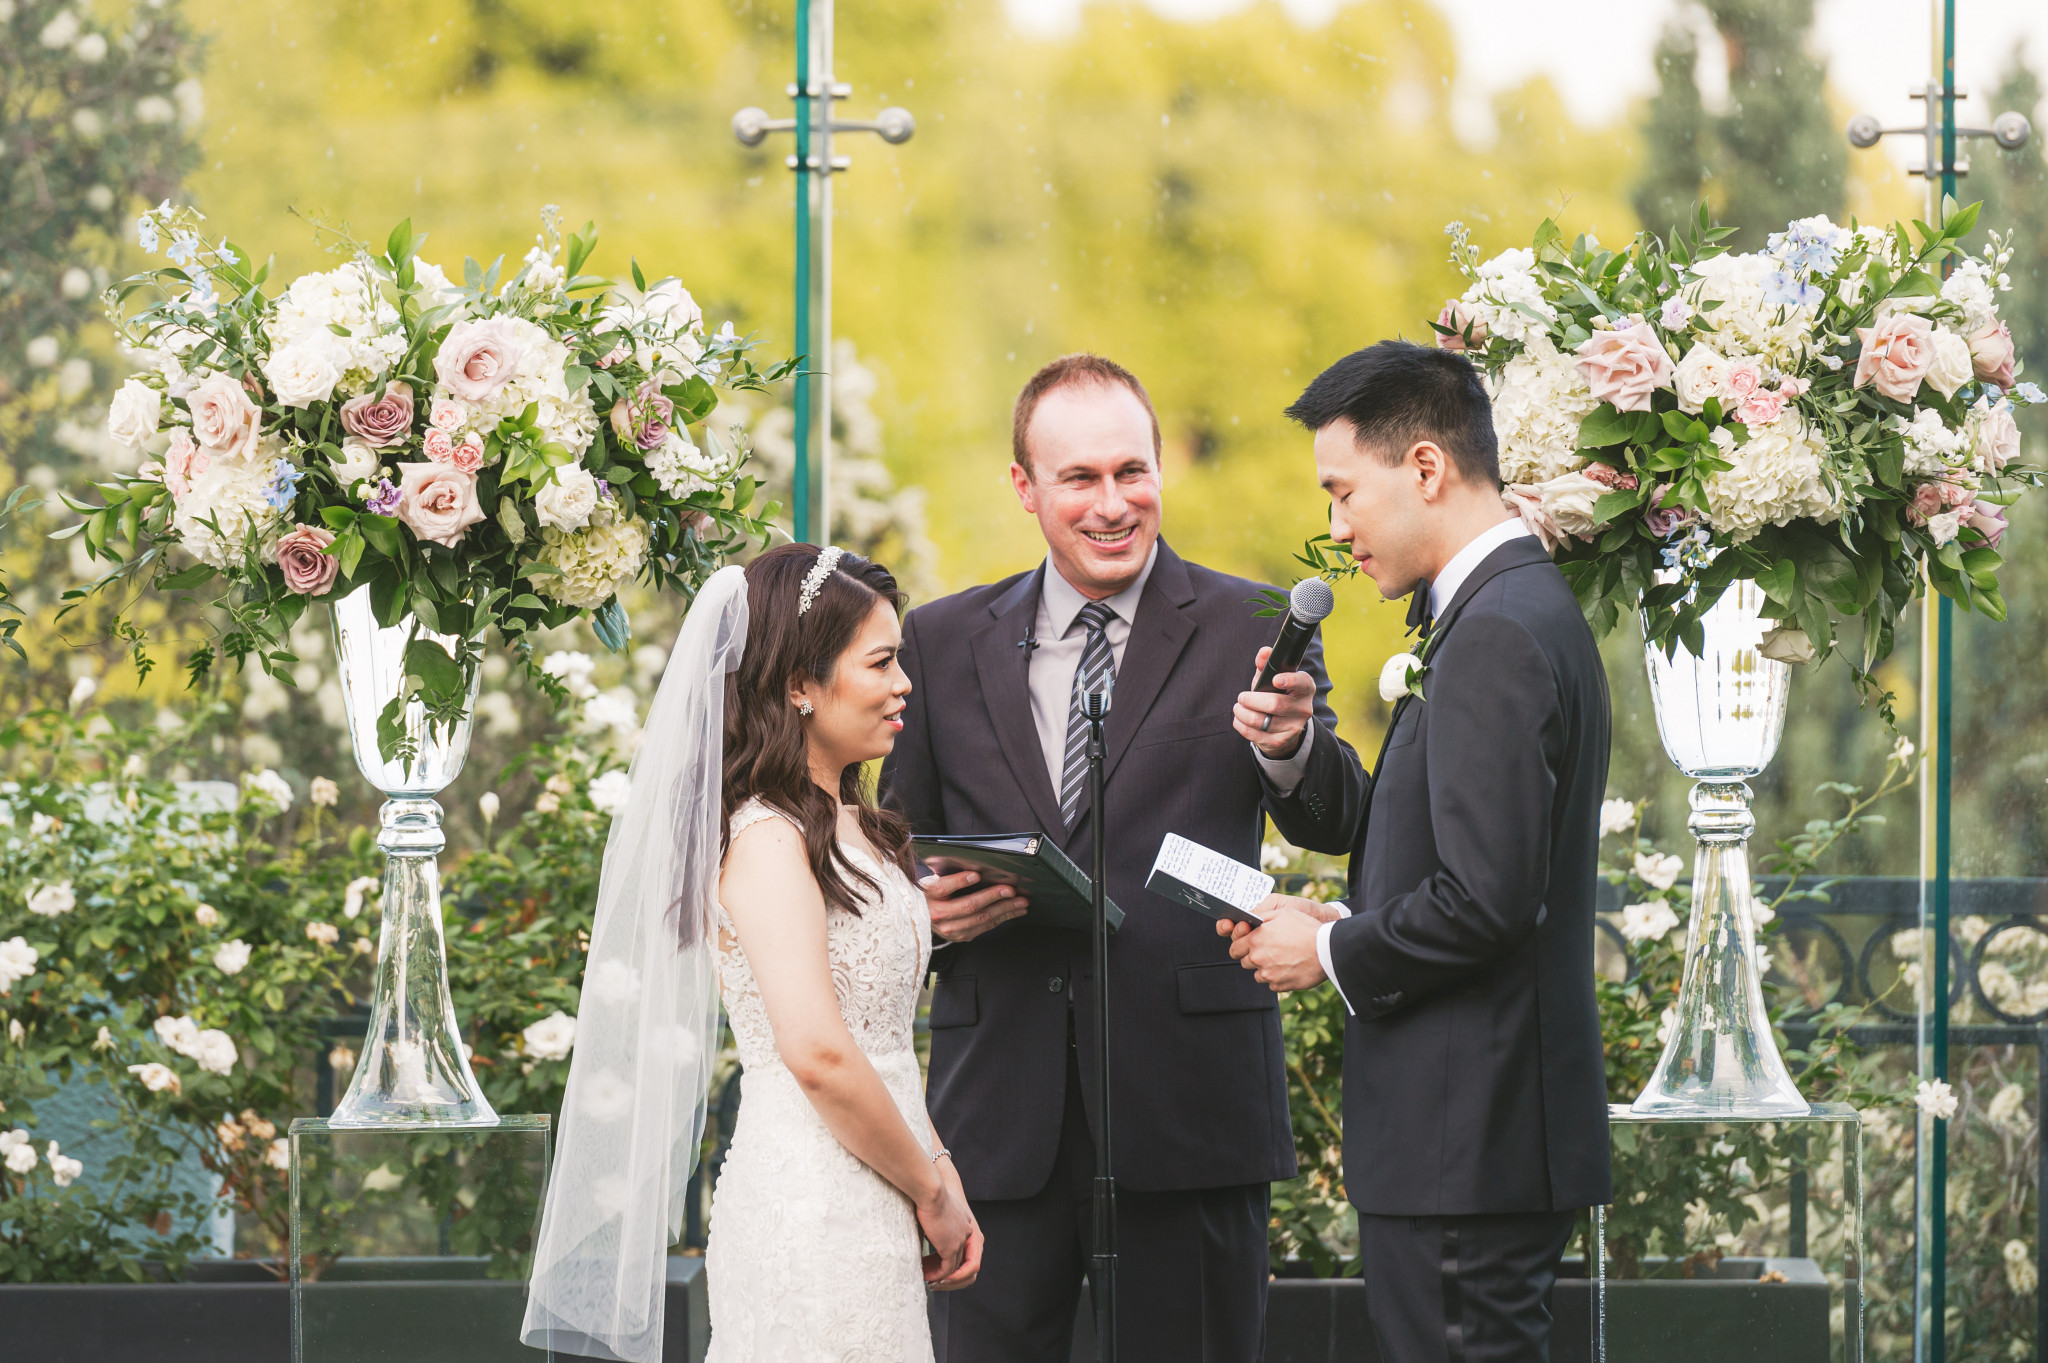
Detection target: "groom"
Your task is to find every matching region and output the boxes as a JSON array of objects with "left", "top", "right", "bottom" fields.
[
  {"left": 882, "top": 353, "right": 1366, "bottom": 1362},
  {"left": 1233, "top": 340, "right": 1612, "bottom": 1363}
]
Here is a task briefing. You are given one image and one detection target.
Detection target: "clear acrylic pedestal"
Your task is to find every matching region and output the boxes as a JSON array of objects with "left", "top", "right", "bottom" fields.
[
  {"left": 289, "top": 1116, "right": 551, "bottom": 1363},
  {"left": 1594, "top": 1102, "right": 1862, "bottom": 1363}
]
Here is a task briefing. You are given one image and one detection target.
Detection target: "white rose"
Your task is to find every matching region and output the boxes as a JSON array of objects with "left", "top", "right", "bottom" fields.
[
  {"left": 4, "top": 1140, "right": 37, "bottom": 1175},
  {"left": 1924, "top": 328, "right": 1974, "bottom": 400},
  {"left": 128, "top": 1062, "right": 182, "bottom": 1094},
  {"left": 534, "top": 463, "right": 600, "bottom": 531},
  {"left": 107, "top": 379, "right": 163, "bottom": 448},
  {"left": 46, "top": 1143, "right": 83, "bottom": 1187},
  {"left": 1634, "top": 851, "right": 1684, "bottom": 891},
  {"left": 266, "top": 1138, "right": 291, "bottom": 1171},
  {"left": 1926, "top": 508, "right": 1964, "bottom": 547},
  {"left": 1535, "top": 472, "right": 1609, "bottom": 539},
  {"left": 1619, "top": 900, "right": 1681, "bottom": 945},
  {"left": 1673, "top": 344, "right": 1733, "bottom": 414},
  {"left": 1378, "top": 651, "right": 1424, "bottom": 704},
  {"left": 1758, "top": 625, "right": 1816, "bottom": 665},
  {"left": 26, "top": 880, "right": 76, "bottom": 917},
  {"left": 0, "top": 936, "right": 39, "bottom": 995},
  {"left": 261, "top": 342, "right": 342, "bottom": 410},
  {"left": 332, "top": 438, "right": 381, "bottom": 487},
  {"left": 193, "top": 1028, "right": 238, "bottom": 1076},
  {"left": 242, "top": 769, "right": 294, "bottom": 813},
  {"left": 588, "top": 770, "right": 633, "bottom": 815},
  {"left": 213, "top": 939, "right": 252, "bottom": 975},
  {"left": 343, "top": 875, "right": 380, "bottom": 921},
  {"left": 522, "top": 1011, "right": 577, "bottom": 1062},
  {"left": 1598, "top": 799, "right": 1636, "bottom": 839}
]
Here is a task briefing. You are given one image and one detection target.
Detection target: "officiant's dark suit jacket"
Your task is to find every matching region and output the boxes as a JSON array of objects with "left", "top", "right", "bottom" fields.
[
  {"left": 1266, "top": 535, "right": 1613, "bottom": 1215},
  {"left": 882, "top": 539, "right": 1367, "bottom": 1198}
]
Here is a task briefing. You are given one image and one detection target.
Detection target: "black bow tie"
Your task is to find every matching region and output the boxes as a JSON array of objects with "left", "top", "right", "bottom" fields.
[{"left": 1405, "top": 588, "right": 1433, "bottom": 638}]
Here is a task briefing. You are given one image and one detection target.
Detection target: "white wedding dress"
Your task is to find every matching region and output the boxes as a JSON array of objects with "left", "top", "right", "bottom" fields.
[{"left": 706, "top": 798, "right": 937, "bottom": 1362}]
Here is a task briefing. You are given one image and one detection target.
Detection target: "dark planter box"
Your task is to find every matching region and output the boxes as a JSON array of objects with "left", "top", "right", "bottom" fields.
[
  {"left": 3, "top": 1256, "right": 709, "bottom": 1363},
  {"left": 1256, "top": 1256, "right": 1828, "bottom": 1363}
]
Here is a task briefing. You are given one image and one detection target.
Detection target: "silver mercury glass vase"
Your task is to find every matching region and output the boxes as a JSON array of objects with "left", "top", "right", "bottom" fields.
[
  {"left": 329, "top": 585, "right": 496, "bottom": 1126},
  {"left": 1631, "top": 578, "right": 1807, "bottom": 1117}
]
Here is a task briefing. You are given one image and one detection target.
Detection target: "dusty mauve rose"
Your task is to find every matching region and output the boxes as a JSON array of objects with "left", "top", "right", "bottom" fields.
[
  {"left": 394, "top": 462, "right": 486, "bottom": 548},
  {"left": 1853, "top": 313, "right": 1935, "bottom": 402},
  {"left": 164, "top": 429, "right": 208, "bottom": 502},
  {"left": 423, "top": 429, "right": 455, "bottom": 462},
  {"left": 340, "top": 380, "right": 414, "bottom": 448},
  {"left": 433, "top": 318, "right": 527, "bottom": 403},
  {"left": 1582, "top": 462, "right": 1639, "bottom": 491},
  {"left": 186, "top": 371, "right": 264, "bottom": 461},
  {"left": 275, "top": 525, "right": 339, "bottom": 595},
  {"left": 1573, "top": 323, "right": 1674, "bottom": 413},
  {"left": 1502, "top": 484, "right": 1562, "bottom": 553},
  {"left": 451, "top": 441, "right": 483, "bottom": 474},
  {"left": 1969, "top": 321, "right": 2016, "bottom": 390},
  {"left": 609, "top": 385, "right": 675, "bottom": 450},
  {"left": 1643, "top": 498, "right": 1695, "bottom": 537},
  {"left": 1434, "top": 300, "right": 1488, "bottom": 352},
  {"left": 1966, "top": 496, "right": 2008, "bottom": 548}
]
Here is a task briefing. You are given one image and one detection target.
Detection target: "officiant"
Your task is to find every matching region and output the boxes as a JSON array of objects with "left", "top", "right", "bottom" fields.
[{"left": 880, "top": 354, "right": 1366, "bottom": 1363}]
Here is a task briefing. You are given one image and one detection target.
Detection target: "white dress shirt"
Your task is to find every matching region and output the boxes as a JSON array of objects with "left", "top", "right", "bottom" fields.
[
  {"left": 1313, "top": 516, "right": 1534, "bottom": 1012},
  {"left": 1026, "top": 546, "right": 1314, "bottom": 798}
]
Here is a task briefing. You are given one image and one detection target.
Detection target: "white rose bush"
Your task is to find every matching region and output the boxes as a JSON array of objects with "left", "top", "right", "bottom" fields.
[
  {"left": 63, "top": 204, "right": 792, "bottom": 759},
  {"left": 1432, "top": 200, "right": 2043, "bottom": 697}
]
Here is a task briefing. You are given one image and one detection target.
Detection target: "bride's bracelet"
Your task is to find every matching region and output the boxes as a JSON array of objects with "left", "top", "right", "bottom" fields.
[{"left": 931, "top": 1146, "right": 952, "bottom": 1164}]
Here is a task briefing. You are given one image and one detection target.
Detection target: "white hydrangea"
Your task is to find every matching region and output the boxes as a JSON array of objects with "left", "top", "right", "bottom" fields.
[
  {"left": 268, "top": 262, "right": 405, "bottom": 389},
  {"left": 645, "top": 429, "right": 724, "bottom": 499},
  {"left": 1892, "top": 407, "right": 1974, "bottom": 478},
  {"left": 1459, "top": 247, "right": 1557, "bottom": 346},
  {"left": 1701, "top": 413, "right": 1840, "bottom": 544},
  {"left": 172, "top": 455, "right": 286, "bottom": 569},
  {"left": 1685, "top": 252, "right": 1814, "bottom": 365},
  {"left": 1491, "top": 336, "right": 1596, "bottom": 485},
  {"left": 535, "top": 512, "right": 650, "bottom": 611},
  {"left": 1940, "top": 257, "right": 2001, "bottom": 334}
]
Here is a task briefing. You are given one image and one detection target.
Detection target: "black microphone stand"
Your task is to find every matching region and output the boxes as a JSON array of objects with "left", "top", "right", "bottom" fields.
[{"left": 1083, "top": 685, "right": 1117, "bottom": 1363}]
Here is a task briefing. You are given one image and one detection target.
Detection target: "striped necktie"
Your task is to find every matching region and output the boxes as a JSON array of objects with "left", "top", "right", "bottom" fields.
[{"left": 1058, "top": 600, "right": 1118, "bottom": 827}]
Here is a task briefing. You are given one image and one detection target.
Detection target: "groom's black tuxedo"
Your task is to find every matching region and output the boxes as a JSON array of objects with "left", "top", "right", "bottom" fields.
[
  {"left": 882, "top": 539, "right": 1365, "bottom": 1361},
  {"left": 1266, "top": 534, "right": 1612, "bottom": 1363}
]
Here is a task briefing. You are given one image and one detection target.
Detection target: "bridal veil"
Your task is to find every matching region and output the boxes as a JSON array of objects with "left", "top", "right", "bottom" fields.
[{"left": 521, "top": 564, "right": 748, "bottom": 1361}]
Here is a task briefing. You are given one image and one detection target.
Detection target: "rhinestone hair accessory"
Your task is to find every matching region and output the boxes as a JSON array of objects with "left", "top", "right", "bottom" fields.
[{"left": 796, "top": 545, "right": 845, "bottom": 619}]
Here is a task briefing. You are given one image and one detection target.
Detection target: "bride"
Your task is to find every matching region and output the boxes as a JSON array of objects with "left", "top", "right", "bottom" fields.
[{"left": 523, "top": 543, "right": 982, "bottom": 1362}]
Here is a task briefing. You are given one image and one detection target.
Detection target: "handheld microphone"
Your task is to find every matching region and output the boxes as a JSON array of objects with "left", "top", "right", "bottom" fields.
[{"left": 1252, "top": 578, "right": 1335, "bottom": 692}]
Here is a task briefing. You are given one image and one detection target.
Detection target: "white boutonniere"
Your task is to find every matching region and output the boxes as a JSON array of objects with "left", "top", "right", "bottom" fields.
[{"left": 1378, "top": 651, "right": 1426, "bottom": 703}]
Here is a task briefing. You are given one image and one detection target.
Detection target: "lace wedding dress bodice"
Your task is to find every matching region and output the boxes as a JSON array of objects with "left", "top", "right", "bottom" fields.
[{"left": 705, "top": 798, "right": 935, "bottom": 1362}]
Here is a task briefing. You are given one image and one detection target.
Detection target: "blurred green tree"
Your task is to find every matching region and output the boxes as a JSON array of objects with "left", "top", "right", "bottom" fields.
[{"left": 1633, "top": 0, "right": 1845, "bottom": 247}]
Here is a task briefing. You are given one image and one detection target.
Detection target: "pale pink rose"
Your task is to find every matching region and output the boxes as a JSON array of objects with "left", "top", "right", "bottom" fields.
[
  {"left": 423, "top": 429, "right": 456, "bottom": 462},
  {"left": 274, "top": 524, "right": 339, "bottom": 596},
  {"left": 1969, "top": 321, "right": 2016, "bottom": 390},
  {"left": 1778, "top": 376, "right": 1810, "bottom": 399},
  {"left": 337, "top": 380, "right": 413, "bottom": 448},
  {"left": 1975, "top": 403, "right": 2022, "bottom": 473},
  {"left": 451, "top": 441, "right": 483, "bottom": 474},
  {"left": 1434, "top": 300, "right": 1489, "bottom": 352},
  {"left": 1724, "top": 362, "right": 1763, "bottom": 404},
  {"left": 1502, "top": 484, "right": 1562, "bottom": 554},
  {"left": 1573, "top": 322, "right": 1674, "bottom": 413},
  {"left": 433, "top": 317, "right": 528, "bottom": 403},
  {"left": 595, "top": 344, "right": 628, "bottom": 369},
  {"left": 164, "top": 429, "right": 208, "bottom": 502},
  {"left": 1965, "top": 497, "right": 2008, "bottom": 548},
  {"left": 1854, "top": 313, "right": 1935, "bottom": 402},
  {"left": 429, "top": 399, "right": 465, "bottom": 433},
  {"left": 1737, "top": 387, "right": 1787, "bottom": 427},
  {"left": 186, "top": 371, "right": 264, "bottom": 461},
  {"left": 394, "top": 462, "right": 486, "bottom": 548}
]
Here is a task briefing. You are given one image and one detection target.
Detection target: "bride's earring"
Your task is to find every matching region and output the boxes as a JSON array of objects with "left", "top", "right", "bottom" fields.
[{"left": 797, "top": 701, "right": 814, "bottom": 717}]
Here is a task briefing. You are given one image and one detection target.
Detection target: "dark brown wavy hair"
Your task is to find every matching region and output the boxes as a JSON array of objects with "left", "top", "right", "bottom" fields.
[{"left": 721, "top": 543, "right": 915, "bottom": 914}]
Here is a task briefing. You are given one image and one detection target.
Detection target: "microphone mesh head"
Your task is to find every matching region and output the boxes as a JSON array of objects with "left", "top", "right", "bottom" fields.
[{"left": 1289, "top": 577, "right": 1336, "bottom": 623}]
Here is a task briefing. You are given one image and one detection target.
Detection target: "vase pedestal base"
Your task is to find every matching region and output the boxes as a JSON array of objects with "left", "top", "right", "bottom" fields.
[
  {"left": 1596, "top": 1103, "right": 1862, "bottom": 1363},
  {"left": 289, "top": 1116, "right": 551, "bottom": 1363}
]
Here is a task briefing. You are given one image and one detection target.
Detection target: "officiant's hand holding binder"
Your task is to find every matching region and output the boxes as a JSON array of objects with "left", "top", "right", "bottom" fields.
[{"left": 912, "top": 833, "right": 1124, "bottom": 934}]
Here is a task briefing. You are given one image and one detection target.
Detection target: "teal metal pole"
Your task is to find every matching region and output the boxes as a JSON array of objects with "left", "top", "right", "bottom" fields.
[
  {"left": 1929, "top": 3, "right": 1956, "bottom": 1359},
  {"left": 792, "top": 0, "right": 814, "bottom": 543}
]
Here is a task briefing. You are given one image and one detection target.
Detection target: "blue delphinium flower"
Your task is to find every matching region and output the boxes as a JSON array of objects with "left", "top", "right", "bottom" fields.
[{"left": 262, "top": 459, "right": 304, "bottom": 512}]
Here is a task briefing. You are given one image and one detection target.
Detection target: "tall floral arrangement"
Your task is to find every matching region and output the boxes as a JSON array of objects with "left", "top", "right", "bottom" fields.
[
  {"left": 63, "top": 204, "right": 790, "bottom": 756},
  {"left": 1430, "top": 200, "right": 2042, "bottom": 690}
]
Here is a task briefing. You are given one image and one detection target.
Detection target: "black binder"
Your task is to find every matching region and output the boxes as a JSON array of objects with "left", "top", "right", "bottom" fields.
[{"left": 911, "top": 833, "right": 1124, "bottom": 934}]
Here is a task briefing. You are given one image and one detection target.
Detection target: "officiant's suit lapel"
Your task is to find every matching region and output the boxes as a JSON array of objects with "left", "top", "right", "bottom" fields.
[
  {"left": 968, "top": 565, "right": 1067, "bottom": 837},
  {"left": 1101, "top": 543, "right": 1197, "bottom": 787}
]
